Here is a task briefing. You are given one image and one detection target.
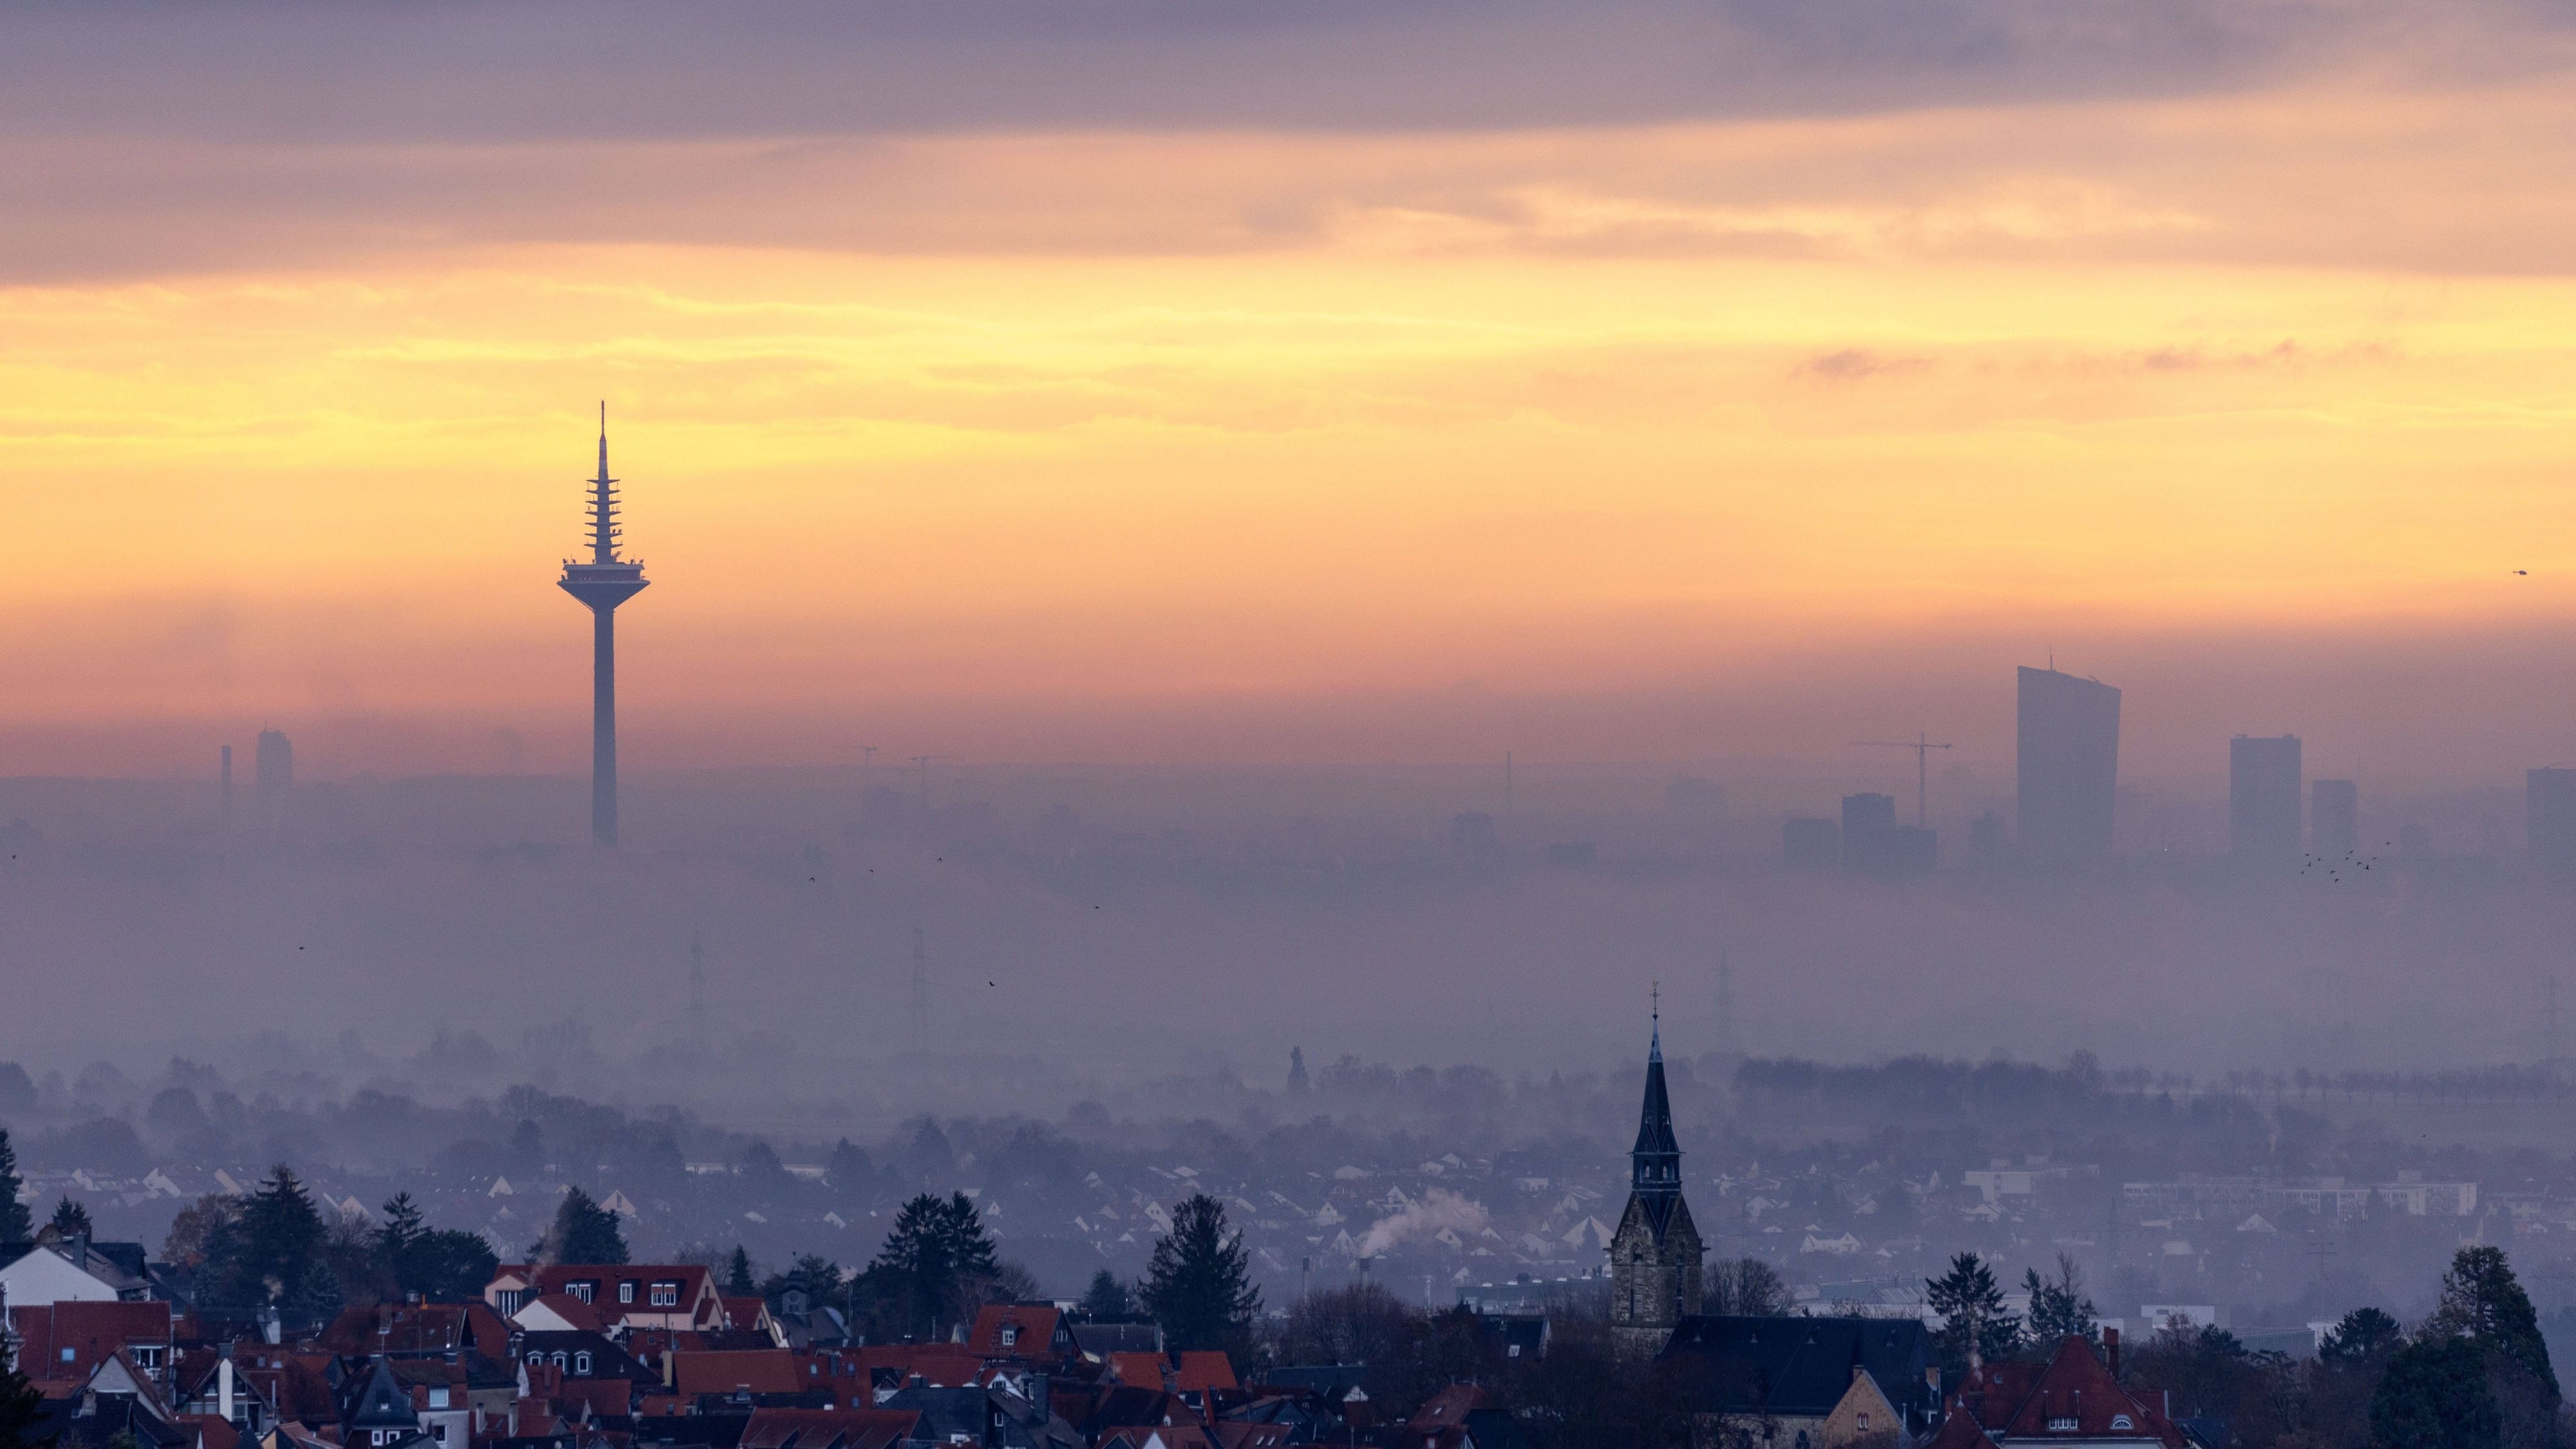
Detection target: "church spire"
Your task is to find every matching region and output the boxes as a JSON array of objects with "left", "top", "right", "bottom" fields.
[{"left": 1632, "top": 995, "right": 1680, "bottom": 1195}]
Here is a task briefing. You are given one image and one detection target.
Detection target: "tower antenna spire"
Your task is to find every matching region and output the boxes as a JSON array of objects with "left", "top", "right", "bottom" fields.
[{"left": 560, "top": 404, "right": 650, "bottom": 846}]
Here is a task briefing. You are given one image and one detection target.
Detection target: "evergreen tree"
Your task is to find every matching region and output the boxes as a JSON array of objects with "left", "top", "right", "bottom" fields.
[
  {"left": 48, "top": 1198, "right": 90, "bottom": 1237},
  {"left": 544, "top": 1186, "right": 629, "bottom": 1265},
  {"left": 1079, "top": 1269, "right": 1135, "bottom": 1321},
  {"left": 2429, "top": 1245, "right": 2559, "bottom": 1403},
  {"left": 1925, "top": 1253, "right": 2023, "bottom": 1370},
  {"left": 377, "top": 1193, "right": 427, "bottom": 1278},
  {"left": 723, "top": 1246, "right": 758, "bottom": 1296},
  {"left": 0, "top": 1129, "right": 30, "bottom": 1247},
  {"left": 282, "top": 1255, "right": 344, "bottom": 1329},
  {"left": 0, "top": 1345, "right": 51, "bottom": 1449},
  {"left": 858, "top": 1191, "right": 997, "bottom": 1340},
  {"left": 1287, "top": 1048, "right": 1310, "bottom": 1094},
  {"left": 2022, "top": 1255, "right": 2099, "bottom": 1347},
  {"left": 2372, "top": 1336, "right": 2502, "bottom": 1449},
  {"left": 2321, "top": 1307, "right": 2407, "bottom": 1369},
  {"left": 826, "top": 1140, "right": 873, "bottom": 1193},
  {"left": 404, "top": 1230, "right": 498, "bottom": 1303},
  {"left": 1139, "top": 1193, "right": 1260, "bottom": 1356},
  {"left": 236, "top": 1164, "right": 325, "bottom": 1301}
]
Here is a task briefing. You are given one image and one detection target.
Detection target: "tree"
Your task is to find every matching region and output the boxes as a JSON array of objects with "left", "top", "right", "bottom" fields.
[
  {"left": 857, "top": 1192, "right": 999, "bottom": 1340},
  {"left": 378, "top": 1193, "right": 427, "bottom": 1274},
  {"left": 1079, "top": 1269, "right": 1136, "bottom": 1321},
  {"left": 282, "top": 1256, "right": 343, "bottom": 1329},
  {"left": 2372, "top": 1336, "right": 2502, "bottom": 1449},
  {"left": 1274, "top": 1282, "right": 1419, "bottom": 1365},
  {"left": 1287, "top": 1048, "right": 1311, "bottom": 1094},
  {"left": 542, "top": 1186, "right": 629, "bottom": 1265},
  {"left": 2429, "top": 1246, "right": 2560, "bottom": 1404},
  {"left": 1140, "top": 1193, "right": 1261, "bottom": 1356},
  {"left": 0, "top": 1345, "right": 52, "bottom": 1449},
  {"left": 1703, "top": 1258, "right": 1790, "bottom": 1317},
  {"left": 234, "top": 1164, "right": 325, "bottom": 1302},
  {"left": 2321, "top": 1307, "right": 2407, "bottom": 1370},
  {"left": 404, "top": 1231, "right": 499, "bottom": 1302},
  {"left": 723, "top": 1246, "right": 758, "bottom": 1297},
  {"left": 2022, "top": 1255, "right": 2098, "bottom": 1347},
  {"left": 1925, "top": 1253, "right": 2022, "bottom": 1370},
  {"left": 0, "top": 1131, "right": 28, "bottom": 1249},
  {"left": 826, "top": 1140, "right": 873, "bottom": 1193},
  {"left": 48, "top": 1198, "right": 90, "bottom": 1237}
]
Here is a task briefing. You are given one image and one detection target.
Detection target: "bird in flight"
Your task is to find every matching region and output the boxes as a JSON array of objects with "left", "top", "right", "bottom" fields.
[{"left": 2515, "top": 569, "right": 2530, "bottom": 576}]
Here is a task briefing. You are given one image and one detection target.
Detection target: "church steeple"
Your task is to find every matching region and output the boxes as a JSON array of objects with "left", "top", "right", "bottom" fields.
[{"left": 1632, "top": 994, "right": 1681, "bottom": 1195}]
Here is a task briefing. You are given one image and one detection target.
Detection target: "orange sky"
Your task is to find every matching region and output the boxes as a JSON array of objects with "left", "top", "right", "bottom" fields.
[{"left": 8, "top": 16, "right": 2576, "bottom": 777}]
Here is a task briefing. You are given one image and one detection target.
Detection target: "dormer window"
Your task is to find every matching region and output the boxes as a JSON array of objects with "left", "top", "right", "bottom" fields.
[
  {"left": 2111, "top": 1417, "right": 2134, "bottom": 1432},
  {"left": 575, "top": 1353, "right": 592, "bottom": 1376},
  {"left": 568, "top": 1282, "right": 596, "bottom": 1305},
  {"left": 619, "top": 1282, "right": 636, "bottom": 1305},
  {"left": 651, "top": 1282, "right": 679, "bottom": 1307},
  {"left": 2049, "top": 1417, "right": 2079, "bottom": 1432},
  {"left": 1000, "top": 1327, "right": 1018, "bottom": 1348}
]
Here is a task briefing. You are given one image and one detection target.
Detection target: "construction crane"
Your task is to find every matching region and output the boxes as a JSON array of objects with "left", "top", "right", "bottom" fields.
[{"left": 1853, "top": 733, "right": 1955, "bottom": 828}]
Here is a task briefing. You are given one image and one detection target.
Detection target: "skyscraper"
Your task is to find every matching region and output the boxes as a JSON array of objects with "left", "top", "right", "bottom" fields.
[
  {"left": 558, "top": 406, "right": 650, "bottom": 848},
  {"left": 1841, "top": 791, "right": 1898, "bottom": 874},
  {"left": 2312, "top": 779, "right": 2359, "bottom": 857},
  {"left": 2530, "top": 768, "right": 2576, "bottom": 876},
  {"left": 254, "top": 728, "right": 292, "bottom": 802},
  {"left": 2230, "top": 735, "right": 2302, "bottom": 865},
  {"left": 2016, "top": 666, "right": 2121, "bottom": 864}
]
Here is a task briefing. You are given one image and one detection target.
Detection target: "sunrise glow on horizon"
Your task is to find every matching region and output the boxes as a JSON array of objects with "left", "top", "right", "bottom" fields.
[{"left": 9, "top": 4, "right": 2576, "bottom": 778}]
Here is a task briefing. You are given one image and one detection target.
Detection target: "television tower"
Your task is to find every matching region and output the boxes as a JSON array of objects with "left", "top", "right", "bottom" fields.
[{"left": 558, "top": 404, "right": 650, "bottom": 847}]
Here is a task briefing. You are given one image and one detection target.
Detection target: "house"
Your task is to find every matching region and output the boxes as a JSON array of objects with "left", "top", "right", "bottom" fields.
[
  {"left": 737, "top": 1407, "right": 922, "bottom": 1449},
  {"left": 10, "top": 1300, "right": 179, "bottom": 1389},
  {"left": 966, "top": 1306, "right": 1072, "bottom": 1363},
  {"left": 511, "top": 1296, "right": 610, "bottom": 1336},
  {"left": 1401, "top": 1385, "right": 1526, "bottom": 1449},
  {"left": 318, "top": 1303, "right": 513, "bottom": 1362},
  {"left": 1, "top": 1244, "right": 145, "bottom": 1309},
  {"left": 488, "top": 1265, "right": 728, "bottom": 1334},
  {"left": 1659, "top": 1316, "right": 1941, "bottom": 1449},
  {"left": 1922, "top": 1334, "right": 2186, "bottom": 1449},
  {"left": 335, "top": 1356, "right": 431, "bottom": 1449},
  {"left": 672, "top": 1349, "right": 807, "bottom": 1399},
  {"left": 32, "top": 1352, "right": 197, "bottom": 1449}
]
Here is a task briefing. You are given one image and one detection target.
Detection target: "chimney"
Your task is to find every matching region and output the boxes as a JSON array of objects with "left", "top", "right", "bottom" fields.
[{"left": 2103, "top": 1328, "right": 2120, "bottom": 1379}]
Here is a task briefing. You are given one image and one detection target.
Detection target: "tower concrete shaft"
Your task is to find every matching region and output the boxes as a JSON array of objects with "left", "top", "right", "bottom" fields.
[{"left": 558, "top": 404, "right": 648, "bottom": 847}]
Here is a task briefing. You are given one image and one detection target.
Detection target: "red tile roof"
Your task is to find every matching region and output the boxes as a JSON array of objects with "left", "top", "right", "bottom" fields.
[
  {"left": 1940, "top": 1338, "right": 2188, "bottom": 1449},
  {"left": 739, "top": 1408, "right": 921, "bottom": 1449},
  {"left": 672, "top": 1350, "right": 803, "bottom": 1397},
  {"left": 8, "top": 1302, "right": 175, "bottom": 1383},
  {"left": 967, "top": 1305, "right": 1062, "bottom": 1360},
  {"left": 1172, "top": 1353, "right": 1236, "bottom": 1395}
]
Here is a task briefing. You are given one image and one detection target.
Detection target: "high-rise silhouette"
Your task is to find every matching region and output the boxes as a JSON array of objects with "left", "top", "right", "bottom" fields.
[
  {"left": 2016, "top": 665, "right": 2121, "bottom": 864},
  {"left": 558, "top": 405, "right": 649, "bottom": 847}
]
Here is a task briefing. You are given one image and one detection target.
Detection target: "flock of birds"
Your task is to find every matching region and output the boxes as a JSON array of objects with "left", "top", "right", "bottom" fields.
[{"left": 2301, "top": 844, "right": 2392, "bottom": 884}]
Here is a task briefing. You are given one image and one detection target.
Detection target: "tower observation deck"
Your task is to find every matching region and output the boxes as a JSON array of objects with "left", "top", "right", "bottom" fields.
[{"left": 558, "top": 404, "right": 649, "bottom": 846}]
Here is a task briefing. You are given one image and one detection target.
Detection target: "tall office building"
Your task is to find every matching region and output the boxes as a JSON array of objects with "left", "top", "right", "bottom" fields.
[
  {"left": 2016, "top": 666, "right": 2121, "bottom": 863},
  {"left": 558, "top": 407, "right": 650, "bottom": 848},
  {"left": 2312, "top": 779, "right": 2359, "bottom": 857},
  {"left": 1841, "top": 792, "right": 1898, "bottom": 874},
  {"left": 2530, "top": 768, "right": 2576, "bottom": 876},
  {"left": 2230, "top": 735, "right": 2302, "bottom": 864},
  {"left": 254, "top": 729, "right": 292, "bottom": 802}
]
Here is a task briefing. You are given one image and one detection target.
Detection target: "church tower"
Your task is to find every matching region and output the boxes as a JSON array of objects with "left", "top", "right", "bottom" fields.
[{"left": 1609, "top": 1007, "right": 1703, "bottom": 1355}]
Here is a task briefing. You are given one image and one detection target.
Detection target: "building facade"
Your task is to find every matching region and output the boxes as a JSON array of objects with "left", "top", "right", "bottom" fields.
[
  {"left": 2015, "top": 667, "right": 2121, "bottom": 864},
  {"left": 2228, "top": 735, "right": 2302, "bottom": 866}
]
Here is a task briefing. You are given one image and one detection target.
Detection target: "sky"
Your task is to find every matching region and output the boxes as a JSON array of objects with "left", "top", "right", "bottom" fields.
[{"left": 9, "top": 0, "right": 2576, "bottom": 781}]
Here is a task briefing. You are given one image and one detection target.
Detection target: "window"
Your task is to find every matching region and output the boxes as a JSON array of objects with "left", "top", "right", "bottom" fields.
[
  {"left": 498, "top": 1291, "right": 522, "bottom": 1315},
  {"left": 553, "top": 1353, "right": 568, "bottom": 1370},
  {"left": 430, "top": 1388, "right": 451, "bottom": 1409},
  {"left": 575, "top": 1353, "right": 592, "bottom": 1376},
  {"left": 433, "top": 1428, "right": 447, "bottom": 1443},
  {"left": 2111, "top": 1418, "right": 2134, "bottom": 1432},
  {"left": 1857, "top": 1417, "right": 1869, "bottom": 1433},
  {"left": 1000, "top": 1327, "right": 1019, "bottom": 1348},
  {"left": 1507, "top": 1345, "right": 1520, "bottom": 1359},
  {"left": 60, "top": 1349, "right": 73, "bottom": 1363},
  {"left": 619, "top": 1282, "right": 636, "bottom": 1305},
  {"left": 2048, "top": 1418, "right": 2079, "bottom": 1432},
  {"left": 568, "top": 1282, "right": 595, "bottom": 1305},
  {"left": 651, "top": 1282, "right": 679, "bottom": 1308}
]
